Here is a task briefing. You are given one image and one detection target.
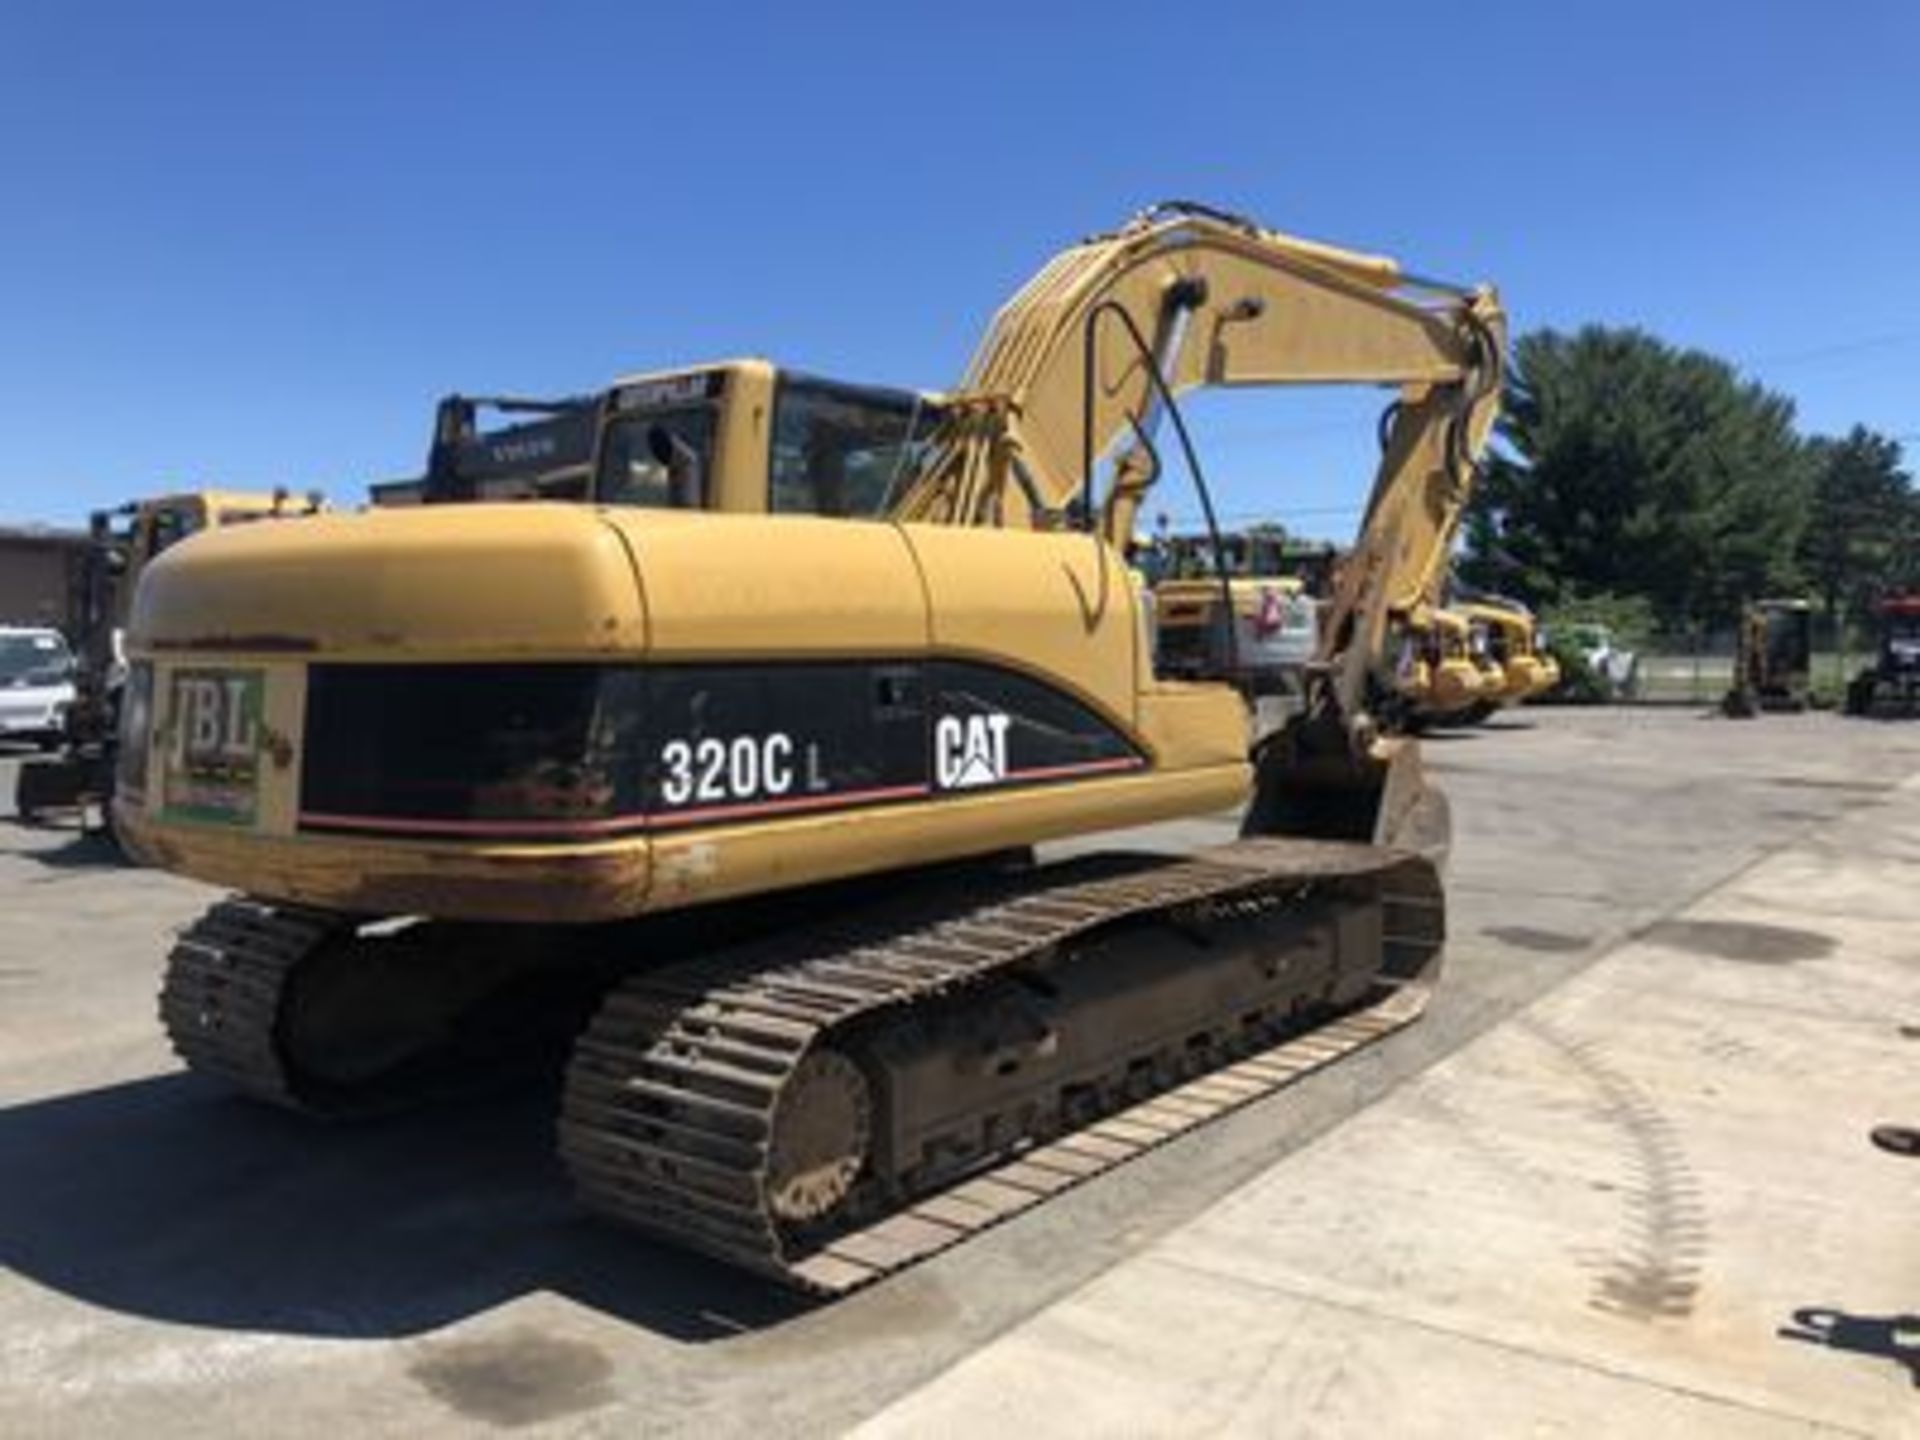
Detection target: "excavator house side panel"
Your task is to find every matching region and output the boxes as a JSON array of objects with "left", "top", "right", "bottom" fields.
[
  {"left": 609, "top": 511, "right": 928, "bottom": 659},
  {"left": 905, "top": 524, "right": 1141, "bottom": 734},
  {"left": 122, "top": 507, "right": 1257, "bottom": 919}
]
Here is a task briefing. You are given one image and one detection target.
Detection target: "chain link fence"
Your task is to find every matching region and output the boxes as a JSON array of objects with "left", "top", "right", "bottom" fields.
[{"left": 1567, "top": 620, "right": 1861, "bottom": 707}]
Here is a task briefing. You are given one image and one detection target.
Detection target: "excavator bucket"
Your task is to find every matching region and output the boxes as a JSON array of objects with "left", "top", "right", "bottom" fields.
[{"left": 1243, "top": 716, "right": 1450, "bottom": 869}]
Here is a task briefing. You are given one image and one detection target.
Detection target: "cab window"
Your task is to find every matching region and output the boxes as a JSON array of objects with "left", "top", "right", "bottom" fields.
[
  {"left": 595, "top": 408, "right": 715, "bottom": 509},
  {"left": 770, "top": 378, "right": 936, "bottom": 518}
]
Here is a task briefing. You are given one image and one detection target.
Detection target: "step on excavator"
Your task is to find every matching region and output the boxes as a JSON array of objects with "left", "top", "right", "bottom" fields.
[{"left": 119, "top": 203, "right": 1503, "bottom": 1293}]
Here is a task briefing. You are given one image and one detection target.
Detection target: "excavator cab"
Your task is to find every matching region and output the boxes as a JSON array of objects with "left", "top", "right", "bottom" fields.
[{"left": 404, "top": 363, "right": 941, "bottom": 520}]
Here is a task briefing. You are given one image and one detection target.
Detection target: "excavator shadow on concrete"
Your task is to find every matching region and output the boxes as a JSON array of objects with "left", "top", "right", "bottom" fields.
[{"left": 0, "top": 1071, "right": 808, "bottom": 1342}]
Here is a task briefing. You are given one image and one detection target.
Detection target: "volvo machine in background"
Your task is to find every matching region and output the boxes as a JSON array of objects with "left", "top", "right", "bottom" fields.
[
  {"left": 117, "top": 204, "right": 1503, "bottom": 1293},
  {"left": 1845, "top": 594, "right": 1920, "bottom": 717},
  {"left": 12, "top": 490, "right": 320, "bottom": 830},
  {"left": 1723, "top": 598, "right": 1813, "bottom": 717}
]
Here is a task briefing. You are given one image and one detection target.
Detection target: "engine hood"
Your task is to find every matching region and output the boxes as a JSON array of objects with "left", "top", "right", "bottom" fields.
[{"left": 130, "top": 504, "right": 649, "bottom": 661}]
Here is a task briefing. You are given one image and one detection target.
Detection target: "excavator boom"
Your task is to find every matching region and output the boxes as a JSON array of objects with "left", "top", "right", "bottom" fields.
[{"left": 895, "top": 202, "right": 1503, "bottom": 728}]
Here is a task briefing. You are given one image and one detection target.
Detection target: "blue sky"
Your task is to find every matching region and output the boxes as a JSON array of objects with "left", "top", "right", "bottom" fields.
[{"left": 2, "top": 1, "right": 1915, "bottom": 538}]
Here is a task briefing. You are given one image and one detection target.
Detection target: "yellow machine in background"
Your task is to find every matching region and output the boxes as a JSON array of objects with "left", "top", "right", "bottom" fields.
[
  {"left": 13, "top": 489, "right": 322, "bottom": 827},
  {"left": 119, "top": 203, "right": 1503, "bottom": 1292},
  {"left": 1465, "top": 595, "right": 1558, "bottom": 702},
  {"left": 1394, "top": 607, "right": 1487, "bottom": 725},
  {"left": 1403, "top": 593, "right": 1557, "bottom": 727},
  {"left": 1145, "top": 529, "right": 1319, "bottom": 698},
  {"left": 1723, "top": 598, "right": 1812, "bottom": 717}
]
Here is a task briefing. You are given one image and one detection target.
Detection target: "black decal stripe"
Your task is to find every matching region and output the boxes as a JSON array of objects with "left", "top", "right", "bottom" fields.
[{"left": 297, "top": 656, "right": 1148, "bottom": 842}]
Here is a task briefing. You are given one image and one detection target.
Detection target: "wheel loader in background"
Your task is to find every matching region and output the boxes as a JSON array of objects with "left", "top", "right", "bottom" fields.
[
  {"left": 13, "top": 489, "right": 321, "bottom": 831},
  {"left": 118, "top": 203, "right": 1503, "bottom": 1293},
  {"left": 1845, "top": 594, "right": 1920, "bottom": 717},
  {"left": 1723, "top": 598, "right": 1813, "bottom": 717}
]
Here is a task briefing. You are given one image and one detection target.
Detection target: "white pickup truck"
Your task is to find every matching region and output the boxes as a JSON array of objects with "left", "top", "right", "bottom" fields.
[{"left": 0, "top": 626, "right": 77, "bottom": 749}]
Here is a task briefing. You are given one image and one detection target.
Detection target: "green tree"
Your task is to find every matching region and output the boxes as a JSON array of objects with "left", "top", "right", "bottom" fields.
[
  {"left": 1461, "top": 326, "right": 1813, "bottom": 630},
  {"left": 1797, "top": 426, "right": 1916, "bottom": 627}
]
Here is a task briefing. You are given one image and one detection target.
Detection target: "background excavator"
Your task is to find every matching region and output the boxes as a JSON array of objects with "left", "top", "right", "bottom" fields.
[
  {"left": 118, "top": 203, "right": 1502, "bottom": 1293},
  {"left": 1723, "top": 598, "right": 1814, "bottom": 717},
  {"left": 13, "top": 489, "right": 321, "bottom": 831},
  {"left": 1407, "top": 590, "right": 1558, "bottom": 728},
  {"left": 1392, "top": 607, "right": 1489, "bottom": 729},
  {"left": 1458, "top": 593, "right": 1559, "bottom": 712}
]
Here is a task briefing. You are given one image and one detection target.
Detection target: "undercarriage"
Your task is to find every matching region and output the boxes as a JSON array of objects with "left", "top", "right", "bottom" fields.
[{"left": 159, "top": 837, "right": 1441, "bottom": 1290}]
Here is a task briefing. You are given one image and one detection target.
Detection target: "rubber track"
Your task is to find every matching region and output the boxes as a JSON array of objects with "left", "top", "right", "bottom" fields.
[
  {"left": 560, "top": 836, "right": 1442, "bottom": 1294},
  {"left": 158, "top": 897, "right": 345, "bottom": 1110}
]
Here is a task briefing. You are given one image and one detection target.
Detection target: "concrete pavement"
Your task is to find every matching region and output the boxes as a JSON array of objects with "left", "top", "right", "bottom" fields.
[
  {"left": 856, "top": 774, "right": 1920, "bottom": 1438},
  {"left": 3, "top": 709, "right": 1918, "bottom": 1437}
]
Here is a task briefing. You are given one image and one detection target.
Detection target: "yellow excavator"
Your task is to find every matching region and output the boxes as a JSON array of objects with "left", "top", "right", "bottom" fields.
[
  {"left": 1406, "top": 592, "right": 1557, "bottom": 727},
  {"left": 1393, "top": 607, "right": 1489, "bottom": 728},
  {"left": 119, "top": 203, "right": 1502, "bottom": 1293},
  {"left": 1459, "top": 594, "right": 1558, "bottom": 709}
]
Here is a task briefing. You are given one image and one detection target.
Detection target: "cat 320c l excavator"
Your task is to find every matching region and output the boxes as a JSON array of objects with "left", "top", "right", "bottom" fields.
[{"left": 119, "top": 203, "right": 1502, "bottom": 1294}]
